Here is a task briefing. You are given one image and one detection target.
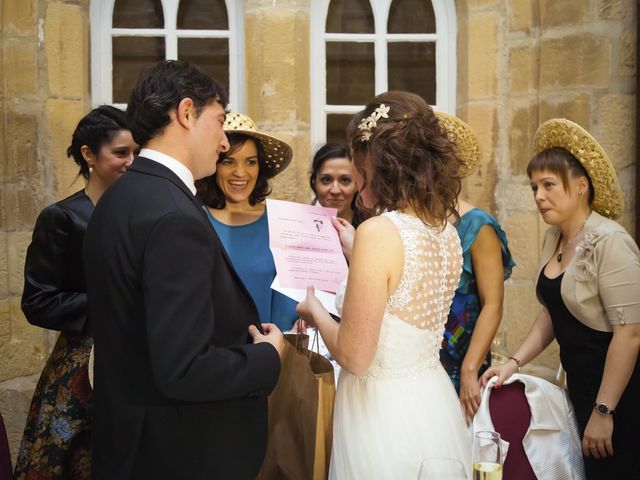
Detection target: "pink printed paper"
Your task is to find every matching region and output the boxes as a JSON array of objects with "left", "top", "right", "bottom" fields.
[{"left": 266, "top": 199, "right": 348, "bottom": 294}]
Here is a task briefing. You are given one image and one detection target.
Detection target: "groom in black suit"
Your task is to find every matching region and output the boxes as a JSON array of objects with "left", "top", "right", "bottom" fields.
[{"left": 84, "top": 60, "right": 283, "bottom": 479}]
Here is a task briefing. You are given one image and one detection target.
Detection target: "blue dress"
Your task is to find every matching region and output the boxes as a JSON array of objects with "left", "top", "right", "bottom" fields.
[
  {"left": 440, "top": 208, "right": 515, "bottom": 391},
  {"left": 206, "top": 209, "right": 298, "bottom": 331}
]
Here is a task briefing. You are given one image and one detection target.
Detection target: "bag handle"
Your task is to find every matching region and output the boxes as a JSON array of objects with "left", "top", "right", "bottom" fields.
[{"left": 293, "top": 327, "right": 321, "bottom": 365}]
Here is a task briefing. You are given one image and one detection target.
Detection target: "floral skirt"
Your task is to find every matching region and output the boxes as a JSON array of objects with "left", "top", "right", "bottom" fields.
[{"left": 13, "top": 332, "right": 93, "bottom": 480}]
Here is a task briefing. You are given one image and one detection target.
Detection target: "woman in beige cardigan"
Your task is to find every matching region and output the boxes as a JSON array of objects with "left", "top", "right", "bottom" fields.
[{"left": 482, "top": 119, "right": 640, "bottom": 479}]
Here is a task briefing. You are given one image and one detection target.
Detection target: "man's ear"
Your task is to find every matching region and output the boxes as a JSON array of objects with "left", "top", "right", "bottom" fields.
[{"left": 176, "top": 98, "right": 194, "bottom": 129}]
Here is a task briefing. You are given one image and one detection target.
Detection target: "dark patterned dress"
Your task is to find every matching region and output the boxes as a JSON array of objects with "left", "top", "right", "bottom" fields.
[
  {"left": 440, "top": 208, "right": 515, "bottom": 391},
  {"left": 14, "top": 190, "right": 94, "bottom": 480}
]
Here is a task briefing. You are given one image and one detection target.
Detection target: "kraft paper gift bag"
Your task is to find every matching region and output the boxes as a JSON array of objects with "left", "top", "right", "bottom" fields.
[{"left": 258, "top": 332, "right": 336, "bottom": 480}]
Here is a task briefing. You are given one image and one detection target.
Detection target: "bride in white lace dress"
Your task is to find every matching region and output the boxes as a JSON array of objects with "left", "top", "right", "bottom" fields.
[{"left": 297, "top": 92, "right": 472, "bottom": 479}]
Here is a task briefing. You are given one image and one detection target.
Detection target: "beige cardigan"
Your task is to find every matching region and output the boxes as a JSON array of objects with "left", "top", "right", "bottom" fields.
[{"left": 537, "top": 211, "right": 640, "bottom": 332}]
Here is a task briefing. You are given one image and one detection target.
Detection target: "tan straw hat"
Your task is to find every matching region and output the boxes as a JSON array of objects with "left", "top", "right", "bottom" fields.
[
  {"left": 223, "top": 112, "right": 293, "bottom": 178},
  {"left": 533, "top": 118, "right": 623, "bottom": 219},
  {"left": 434, "top": 110, "right": 481, "bottom": 177}
]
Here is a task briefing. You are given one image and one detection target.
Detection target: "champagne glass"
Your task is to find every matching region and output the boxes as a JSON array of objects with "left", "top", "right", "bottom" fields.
[
  {"left": 472, "top": 431, "right": 503, "bottom": 480},
  {"left": 418, "top": 457, "right": 467, "bottom": 479}
]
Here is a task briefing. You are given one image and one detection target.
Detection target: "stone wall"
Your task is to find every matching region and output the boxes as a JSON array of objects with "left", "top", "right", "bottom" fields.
[
  {"left": 457, "top": 0, "right": 637, "bottom": 371},
  {"left": 1, "top": 0, "right": 90, "bottom": 463},
  {"left": 0, "top": 0, "right": 636, "bottom": 466}
]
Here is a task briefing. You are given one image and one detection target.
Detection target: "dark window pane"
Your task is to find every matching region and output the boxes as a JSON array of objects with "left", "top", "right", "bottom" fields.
[
  {"left": 388, "top": 42, "right": 436, "bottom": 104},
  {"left": 327, "top": 42, "right": 374, "bottom": 105},
  {"left": 388, "top": 0, "right": 436, "bottom": 33},
  {"left": 178, "top": 38, "right": 229, "bottom": 95},
  {"left": 113, "top": 37, "right": 165, "bottom": 103},
  {"left": 327, "top": 114, "right": 354, "bottom": 144},
  {"left": 113, "top": 0, "right": 164, "bottom": 28},
  {"left": 177, "top": 0, "right": 228, "bottom": 30},
  {"left": 326, "top": 0, "right": 374, "bottom": 33}
]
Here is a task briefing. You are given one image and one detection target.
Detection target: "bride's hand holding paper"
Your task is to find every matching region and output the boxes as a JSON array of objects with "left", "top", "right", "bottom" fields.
[
  {"left": 296, "top": 286, "right": 328, "bottom": 329},
  {"left": 331, "top": 216, "right": 355, "bottom": 261}
]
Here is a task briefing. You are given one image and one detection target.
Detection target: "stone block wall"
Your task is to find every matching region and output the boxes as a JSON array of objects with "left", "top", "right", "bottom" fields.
[
  {"left": 1, "top": 0, "right": 90, "bottom": 464},
  {"left": 457, "top": 0, "right": 637, "bottom": 371},
  {"left": 0, "top": 0, "right": 636, "bottom": 465}
]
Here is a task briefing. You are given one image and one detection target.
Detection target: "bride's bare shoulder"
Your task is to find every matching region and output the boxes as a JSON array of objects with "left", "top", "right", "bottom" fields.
[{"left": 354, "top": 215, "right": 398, "bottom": 237}]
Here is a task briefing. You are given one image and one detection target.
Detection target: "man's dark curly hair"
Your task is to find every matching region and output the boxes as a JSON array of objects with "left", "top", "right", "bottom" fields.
[
  {"left": 196, "top": 134, "right": 272, "bottom": 209},
  {"left": 126, "top": 60, "right": 228, "bottom": 146},
  {"left": 347, "top": 91, "right": 462, "bottom": 227}
]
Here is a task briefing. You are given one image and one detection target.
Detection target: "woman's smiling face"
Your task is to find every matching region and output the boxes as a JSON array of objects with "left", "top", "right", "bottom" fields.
[{"left": 215, "top": 138, "right": 260, "bottom": 205}]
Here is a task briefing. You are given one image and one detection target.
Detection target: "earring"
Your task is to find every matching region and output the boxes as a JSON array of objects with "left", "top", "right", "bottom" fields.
[
  {"left": 89, "top": 166, "right": 94, "bottom": 174},
  {"left": 578, "top": 191, "right": 583, "bottom": 196}
]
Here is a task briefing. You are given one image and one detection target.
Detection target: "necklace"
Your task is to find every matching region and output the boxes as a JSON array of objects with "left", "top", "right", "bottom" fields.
[{"left": 557, "top": 218, "right": 588, "bottom": 262}]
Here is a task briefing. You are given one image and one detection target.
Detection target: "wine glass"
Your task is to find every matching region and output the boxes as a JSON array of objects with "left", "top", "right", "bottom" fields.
[
  {"left": 472, "top": 431, "right": 503, "bottom": 480},
  {"left": 418, "top": 457, "right": 467, "bottom": 479}
]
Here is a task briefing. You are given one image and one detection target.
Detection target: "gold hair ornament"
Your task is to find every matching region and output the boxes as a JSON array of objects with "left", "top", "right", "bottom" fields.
[{"left": 358, "top": 104, "right": 390, "bottom": 142}]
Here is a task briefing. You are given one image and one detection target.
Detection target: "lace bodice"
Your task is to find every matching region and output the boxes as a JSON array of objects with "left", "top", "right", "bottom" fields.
[
  {"left": 336, "top": 211, "right": 462, "bottom": 378},
  {"left": 383, "top": 211, "right": 462, "bottom": 330}
]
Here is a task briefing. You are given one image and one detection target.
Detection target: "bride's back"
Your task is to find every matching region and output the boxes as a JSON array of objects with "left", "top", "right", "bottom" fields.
[
  {"left": 357, "top": 210, "right": 462, "bottom": 379},
  {"left": 384, "top": 211, "right": 462, "bottom": 331}
]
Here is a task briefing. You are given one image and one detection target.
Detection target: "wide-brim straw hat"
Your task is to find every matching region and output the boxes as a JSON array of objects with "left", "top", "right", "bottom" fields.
[
  {"left": 434, "top": 110, "right": 481, "bottom": 177},
  {"left": 223, "top": 112, "right": 293, "bottom": 178},
  {"left": 533, "top": 118, "right": 623, "bottom": 219}
]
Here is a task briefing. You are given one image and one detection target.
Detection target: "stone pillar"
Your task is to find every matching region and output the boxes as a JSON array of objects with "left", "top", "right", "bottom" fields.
[{"left": 244, "top": 0, "right": 311, "bottom": 203}]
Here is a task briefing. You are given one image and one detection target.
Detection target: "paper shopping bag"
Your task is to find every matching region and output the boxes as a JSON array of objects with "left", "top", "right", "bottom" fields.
[{"left": 257, "top": 333, "right": 336, "bottom": 480}]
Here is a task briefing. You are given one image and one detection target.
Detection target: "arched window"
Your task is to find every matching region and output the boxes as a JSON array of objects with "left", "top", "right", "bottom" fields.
[
  {"left": 90, "top": 0, "right": 245, "bottom": 111},
  {"left": 310, "top": 0, "right": 456, "bottom": 146}
]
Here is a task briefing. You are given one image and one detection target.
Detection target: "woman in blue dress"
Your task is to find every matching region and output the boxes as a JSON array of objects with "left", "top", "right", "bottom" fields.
[
  {"left": 196, "top": 113, "right": 298, "bottom": 331},
  {"left": 436, "top": 112, "right": 515, "bottom": 423}
]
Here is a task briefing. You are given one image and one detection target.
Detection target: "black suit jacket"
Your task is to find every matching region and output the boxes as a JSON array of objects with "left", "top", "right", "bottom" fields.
[{"left": 84, "top": 157, "right": 280, "bottom": 480}]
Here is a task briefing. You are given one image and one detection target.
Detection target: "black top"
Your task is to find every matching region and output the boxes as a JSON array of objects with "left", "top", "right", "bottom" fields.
[
  {"left": 22, "top": 190, "right": 94, "bottom": 333},
  {"left": 538, "top": 270, "right": 612, "bottom": 401},
  {"left": 538, "top": 269, "right": 640, "bottom": 476}
]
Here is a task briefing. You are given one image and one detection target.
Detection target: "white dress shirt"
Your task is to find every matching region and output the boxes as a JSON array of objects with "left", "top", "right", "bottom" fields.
[
  {"left": 473, "top": 374, "right": 586, "bottom": 480},
  {"left": 139, "top": 148, "right": 196, "bottom": 195}
]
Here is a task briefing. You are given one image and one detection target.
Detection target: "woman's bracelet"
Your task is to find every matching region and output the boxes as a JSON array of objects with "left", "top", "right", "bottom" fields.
[{"left": 508, "top": 356, "right": 521, "bottom": 372}]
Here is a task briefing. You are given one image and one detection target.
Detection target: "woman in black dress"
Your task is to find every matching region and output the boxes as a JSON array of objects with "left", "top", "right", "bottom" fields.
[
  {"left": 14, "top": 106, "right": 137, "bottom": 479},
  {"left": 482, "top": 119, "right": 640, "bottom": 479}
]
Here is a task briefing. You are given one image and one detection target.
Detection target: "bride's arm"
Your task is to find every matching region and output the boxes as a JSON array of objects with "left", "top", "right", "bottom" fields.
[{"left": 297, "top": 217, "right": 400, "bottom": 375}]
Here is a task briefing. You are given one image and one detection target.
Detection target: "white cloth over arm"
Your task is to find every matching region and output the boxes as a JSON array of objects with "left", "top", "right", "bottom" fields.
[{"left": 474, "top": 374, "right": 585, "bottom": 480}]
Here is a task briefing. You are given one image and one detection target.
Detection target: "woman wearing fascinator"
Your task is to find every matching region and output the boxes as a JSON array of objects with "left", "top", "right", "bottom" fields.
[
  {"left": 297, "top": 91, "right": 472, "bottom": 478},
  {"left": 482, "top": 119, "right": 640, "bottom": 478}
]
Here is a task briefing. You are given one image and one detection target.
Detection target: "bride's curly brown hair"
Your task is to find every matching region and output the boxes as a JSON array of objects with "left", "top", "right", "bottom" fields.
[{"left": 347, "top": 91, "right": 462, "bottom": 227}]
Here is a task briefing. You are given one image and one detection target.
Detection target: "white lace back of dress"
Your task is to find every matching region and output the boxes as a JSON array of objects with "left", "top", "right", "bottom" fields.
[
  {"left": 333, "top": 211, "right": 463, "bottom": 378},
  {"left": 383, "top": 211, "right": 462, "bottom": 332}
]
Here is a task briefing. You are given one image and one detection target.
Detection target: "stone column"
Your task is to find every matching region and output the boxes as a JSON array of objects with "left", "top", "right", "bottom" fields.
[{"left": 244, "top": 0, "right": 312, "bottom": 203}]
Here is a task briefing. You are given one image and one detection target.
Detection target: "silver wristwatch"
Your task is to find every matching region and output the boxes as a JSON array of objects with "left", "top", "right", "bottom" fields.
[{"left": 593, "top": 402, "right": 615, "bottom": 415}]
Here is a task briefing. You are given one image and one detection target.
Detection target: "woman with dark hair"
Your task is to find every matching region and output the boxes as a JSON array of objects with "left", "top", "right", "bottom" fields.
[
  {"left": 297, "top": 91, "right": 471, "bottom": 478},
  {"left": 196, "top": 113, "right": 298, "bottom": 331},
  {"left": 310, "top": 143, "right": 366, "bottom": 228},
  {"left": 482, "top": 119, "right": 640, "bottom": 478},
  {"left": 14, "top": 105, "right": 137, "bottom": 479}
]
